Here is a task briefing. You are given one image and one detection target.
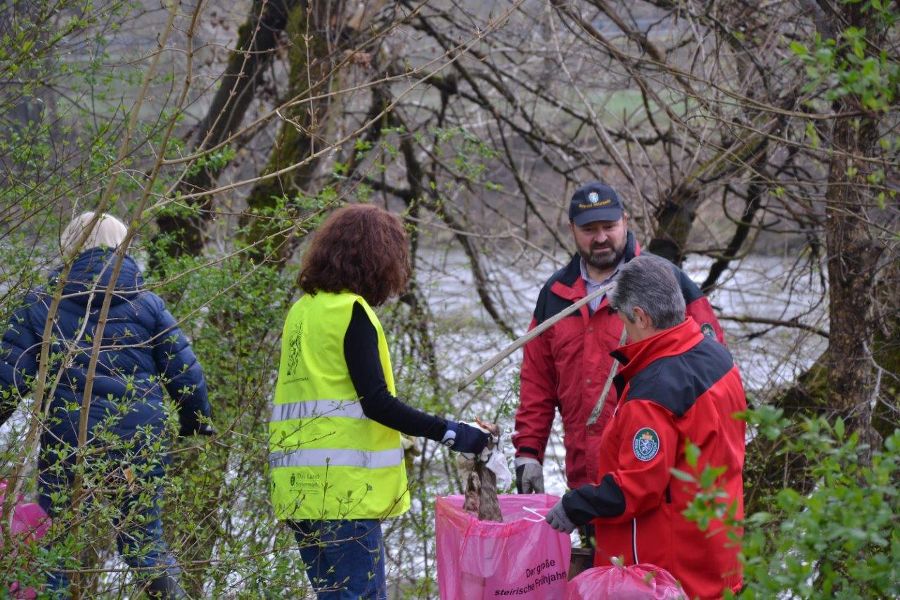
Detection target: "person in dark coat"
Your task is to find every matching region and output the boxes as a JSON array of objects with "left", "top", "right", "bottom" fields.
[{"left": 0, "top": 212, "right": 212, "bottom": 598}]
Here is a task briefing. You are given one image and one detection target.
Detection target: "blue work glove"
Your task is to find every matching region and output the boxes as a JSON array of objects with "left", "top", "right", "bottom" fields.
[
  {"left": 545, "top": 499, "right": 577, "bottom": 533},
  {"left": 441, "top": 421, "right": 490, "bottom": 454}
]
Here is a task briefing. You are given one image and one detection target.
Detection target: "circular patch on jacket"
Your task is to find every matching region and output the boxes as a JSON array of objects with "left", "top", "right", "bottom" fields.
[
  {"left": 632, "top": 428, "right": 660, "bottom": 462},
  {"left": 700, "top": 323, "right": 715, "bottom": 338}
]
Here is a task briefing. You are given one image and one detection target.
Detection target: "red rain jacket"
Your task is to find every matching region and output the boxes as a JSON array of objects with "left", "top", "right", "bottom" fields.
[{"left": 563, "top": 318, "right": 746, "bottom": 599}]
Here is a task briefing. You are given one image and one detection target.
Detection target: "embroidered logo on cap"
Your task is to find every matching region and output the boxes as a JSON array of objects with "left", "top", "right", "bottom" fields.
[
  {"left": 588, "top": 191, "right": 600, "bottom": 203},
  {"left": 632, "top": 427, "right": 660, "bottom": 461}
]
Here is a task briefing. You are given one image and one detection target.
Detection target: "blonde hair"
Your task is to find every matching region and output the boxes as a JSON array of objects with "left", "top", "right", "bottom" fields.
[{"left": 60, "top": 212, "right": 129, "bottom": 257}]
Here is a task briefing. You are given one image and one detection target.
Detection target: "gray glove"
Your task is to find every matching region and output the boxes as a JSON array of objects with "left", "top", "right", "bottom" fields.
[
  {"left": 515, "top": 457, "right": 544, "bottom": 494},
  {"left": 545, "top": 499, "right": 576, "bottom": 533}
]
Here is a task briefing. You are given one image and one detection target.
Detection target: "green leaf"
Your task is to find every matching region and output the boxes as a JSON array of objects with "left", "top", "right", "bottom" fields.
[
  {"left": 684, "top": 440, "right": 700, "bottom": 467},
  {"left": 790, "top": 41, "right": 809, "bottom": 56},
  {"left": 670, "top": 468, "right": 694, "bottom": 482}
]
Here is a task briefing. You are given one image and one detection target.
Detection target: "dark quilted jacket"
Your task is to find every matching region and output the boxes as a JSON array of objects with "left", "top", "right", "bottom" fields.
[{"left": 0, "top": 248, "right": 210, "bottom": 471}]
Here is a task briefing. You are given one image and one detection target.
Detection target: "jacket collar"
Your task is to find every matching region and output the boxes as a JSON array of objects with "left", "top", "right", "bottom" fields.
[
  {"left": 56, "top": 248, "right": 144, "bottom": 305},
  {"left": 611, "top": 318, "right": 704, "bottom": 384}
]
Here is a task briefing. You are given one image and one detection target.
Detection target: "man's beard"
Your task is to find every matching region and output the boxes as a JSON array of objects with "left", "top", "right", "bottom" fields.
[{"left": 579, "top": 243, "right": 625, "bottom": 273}]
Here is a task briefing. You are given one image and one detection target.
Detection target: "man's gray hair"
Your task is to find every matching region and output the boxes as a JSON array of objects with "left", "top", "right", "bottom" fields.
[
  {"left": 60, "top": 212, "right": 128, "bottom": 257},
  {"left": 609, "top": 254, "right": 686, "bottom": 329}
]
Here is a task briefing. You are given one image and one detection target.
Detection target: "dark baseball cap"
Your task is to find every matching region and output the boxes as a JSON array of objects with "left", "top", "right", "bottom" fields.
[{"left": 569, "top": 182, "right": 624, "bottom": 225}]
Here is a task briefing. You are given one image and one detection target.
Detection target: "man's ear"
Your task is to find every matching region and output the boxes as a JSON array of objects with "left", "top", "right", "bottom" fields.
[{"left": 633, "top": 306, "right": 651, "bottom": 329}]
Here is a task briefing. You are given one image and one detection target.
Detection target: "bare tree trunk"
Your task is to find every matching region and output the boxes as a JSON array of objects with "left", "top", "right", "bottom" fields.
[
  {"left": 153, "top": 0, "right": 298, "bottom": 261},
  {"left": 648, "top": 133, "right": 770, "bottom": 266},
  {"left": 648, "top": 181, "right": 701, "bottom": 266},
  {"left": 239, "top": 0, "right": 387, "bottom": 264},
  {"left": 824, "top": 112, "right": 883, "bottom": 456},
  {"left": 820, "top": 0, "right": 889, "bottom": 460}
]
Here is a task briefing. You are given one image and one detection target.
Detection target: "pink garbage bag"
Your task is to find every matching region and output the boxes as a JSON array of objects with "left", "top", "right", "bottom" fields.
[
  {"left": 567, "top": 562, "right": 685, "bottom": 599},
  {"left": 1, "top": 480, "right": 51, "bottom": 599},
  {"left": 436, "top": 494, "right": 571, "bottom": 600}
]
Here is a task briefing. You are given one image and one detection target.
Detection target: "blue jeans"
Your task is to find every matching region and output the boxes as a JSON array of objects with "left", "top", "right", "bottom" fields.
[
  {"left": 290, "top": 519, "right": 387, "bottom": 600},
  {"left": 38, "top": 476, "right": 180, "bottom": 595}
]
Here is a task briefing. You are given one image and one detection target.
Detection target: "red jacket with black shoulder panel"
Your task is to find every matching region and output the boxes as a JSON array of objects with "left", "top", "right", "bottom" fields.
[{"left": 561, "top": 318, "right": 746, "bottom": 599}]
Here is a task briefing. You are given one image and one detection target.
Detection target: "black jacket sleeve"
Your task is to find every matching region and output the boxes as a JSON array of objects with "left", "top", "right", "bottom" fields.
[
  {"left": 562, "top": 474, "right": 627, "bottom": 525},
  {"left": 344, "top": 301, "right": 448, "bottom": 442}
]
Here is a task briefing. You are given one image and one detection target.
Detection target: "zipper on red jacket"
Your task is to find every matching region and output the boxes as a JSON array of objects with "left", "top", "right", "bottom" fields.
[{"left": 632, "top": 518, "right": 639, "bottom": 564}]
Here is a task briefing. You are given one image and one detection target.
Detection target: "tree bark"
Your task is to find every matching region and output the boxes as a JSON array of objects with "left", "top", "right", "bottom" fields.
[
  {"left": 820, "top": 2, "right": 888, "bottom": 459},
  {"left": 239, "top": 0, "right": 387, "bottom": 264},
  {"left": 154, "top": 0, "right": 299, "bottom": 261},
  {"left": 824, "top": 112, "right": 883, "bottom": 455}
]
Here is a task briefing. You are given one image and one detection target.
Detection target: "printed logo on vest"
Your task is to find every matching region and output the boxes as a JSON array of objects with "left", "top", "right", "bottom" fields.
[
  {"left": 632, "top": 427, "right": 660, "bottom": 462},
  {"left": 285, "top": 320, "right": 303, "bottom": 377},
  {"left": 700, "top": 323, "right": 715, "bottom": 338}
]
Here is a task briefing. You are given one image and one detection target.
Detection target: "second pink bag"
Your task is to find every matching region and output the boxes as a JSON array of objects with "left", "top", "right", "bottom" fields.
[
  {"left": 566, "top": 562, "right": 685, "bottom": 599},
  {"left": 0, "top": 480, "right": 52, "bottom": 600}
]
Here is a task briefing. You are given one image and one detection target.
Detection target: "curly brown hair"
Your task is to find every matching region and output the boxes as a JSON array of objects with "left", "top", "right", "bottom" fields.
[{"left": 298, "top": 204, "right": 411, "bottom": 306}]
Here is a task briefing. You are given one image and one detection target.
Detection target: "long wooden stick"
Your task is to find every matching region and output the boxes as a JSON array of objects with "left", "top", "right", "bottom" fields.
[{"left": 458, "top": 282, "right": 614, "bottom": 391}]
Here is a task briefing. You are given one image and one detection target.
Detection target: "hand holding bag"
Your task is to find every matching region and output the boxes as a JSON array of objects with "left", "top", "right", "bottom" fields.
[{"left": 436, "top": 493, "right": 571, "bottom": 599}]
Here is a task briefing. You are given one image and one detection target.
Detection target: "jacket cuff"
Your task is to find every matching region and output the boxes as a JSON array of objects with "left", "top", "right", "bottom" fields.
[
  {"left": 561, "top": 474, "right": 626, "bottom": 525},
  {"left": 514, "top": 445, "right": 542, "bottom": 461},
  {"left": 178, "top": 407, "right": 210, "bottom": 436}
]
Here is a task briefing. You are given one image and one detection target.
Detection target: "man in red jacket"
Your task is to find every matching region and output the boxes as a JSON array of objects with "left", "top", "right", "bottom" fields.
[
  {"left": 544, "top": 254, "right": 746, "bottom": 599},
  {"left": 513, "top": 182, "right": 724, "bottom": 497}
]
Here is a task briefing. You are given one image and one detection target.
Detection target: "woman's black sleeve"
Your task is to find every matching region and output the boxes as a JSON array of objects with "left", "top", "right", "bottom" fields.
[{"left": 344, "top": 301, "right": 448, "bottom": 441}]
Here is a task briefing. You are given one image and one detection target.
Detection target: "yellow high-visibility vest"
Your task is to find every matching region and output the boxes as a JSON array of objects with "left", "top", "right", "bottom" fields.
[{"left": 268, "top": 291, "right": 410, "bottom": 520}]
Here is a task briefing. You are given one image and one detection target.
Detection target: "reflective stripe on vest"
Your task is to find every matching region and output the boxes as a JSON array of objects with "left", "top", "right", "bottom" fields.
[
  {"left": 269, "top": 447, "right": 403, "bottom": 469},
  {"left": 268, "top": 291, "right": 410, "bottom": 521},
  {"left": 270, "top": 399, "right": 365, "bottom": 422}
]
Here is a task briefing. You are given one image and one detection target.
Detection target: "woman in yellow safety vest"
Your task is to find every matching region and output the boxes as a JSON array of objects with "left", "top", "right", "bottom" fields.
[{"left": 269, "top": 204, "right": 490, "bottom": 599}]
